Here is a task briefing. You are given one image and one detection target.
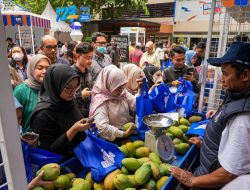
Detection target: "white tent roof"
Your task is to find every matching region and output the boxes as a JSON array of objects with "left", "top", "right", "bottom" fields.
[{"left": 42, "top": 1, "right": 71, "bottom": 32}]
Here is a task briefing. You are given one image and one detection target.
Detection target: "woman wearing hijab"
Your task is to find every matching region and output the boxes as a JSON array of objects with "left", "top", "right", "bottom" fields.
[
  {"left": 122, "top": 64, "right": 144, "bottom": 95},
  {"left": 30, "top": 64, "right": 90, "bottom": 157},
  {"left": 185, "top": 50, "right": 198, "bottom": 66},
  {"left": 143, "top": 65, "right": 163, "bottom": 92},
  {"left": 89, "top": 65, "right": 137, "bottom": 141},
  {"left": 14, "top": 54, "right": 51, "bottom": 133}
]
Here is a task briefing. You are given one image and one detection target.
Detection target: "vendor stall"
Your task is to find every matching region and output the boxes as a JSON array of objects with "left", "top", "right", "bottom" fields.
[
  {"left": 41, "top": 1, "right": 71, "bottom": 43},
  {"left": 2, "top": 10, "right": 51, "bottom": 54}
]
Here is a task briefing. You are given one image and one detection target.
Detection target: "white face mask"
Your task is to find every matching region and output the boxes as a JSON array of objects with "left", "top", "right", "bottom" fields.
[{"left": 12, "top": 53, "right": 24, "bottom": 62}]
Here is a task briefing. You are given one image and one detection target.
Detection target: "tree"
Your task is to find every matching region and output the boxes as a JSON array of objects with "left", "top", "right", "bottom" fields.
[{"left": 13, "top": 0, "right": 149, "bottom": 19}]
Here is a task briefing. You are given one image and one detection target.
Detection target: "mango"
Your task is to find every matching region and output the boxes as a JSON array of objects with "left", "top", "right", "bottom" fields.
[
  {"left": 132, "top": 140, "right": 145, "bottom": 149},
  {"left": 121, "top": 166, "right": 129, "bottom": 175},
  {"left": 93, "top": 182, "right": 105, "bottom": 190},
  {"left": 158, "top": 166, "right": 165, "bottom": 177},
  {"left": 125, "top": 142, "right": 135, "bottom": 158},
  {"left": 143, "top": 179, "right": 156, "bottom": 190},
  {"left": 149, "top": 152, "right": 162, "bottom": 165},
  {"left": 179, "top": 118, "right": 190, "bottom": 126},
  {"left": 122, "top": 122, "right": 136, "bottom": 131},
  {"left": 148, "top": 161, "right": 161, "bottom": 181},
  {"left": 160, "top": 163, "right": 172, "bottom": 176},
  {"left": 127, "top": 175, "right": 139, "bottom": 188},
  {"left": 113, "top": 174, "right": 132, "bottom": 190},
  {"left": 37, "top": 163, "right": 60, "bottom": 181},
  {"left": 32, "top": 187, "right": 44, "bottom": 190},
  {"left": 124, "top": 188, "right": 136, "bottom": 190},
  {"left": 72, "top": 178, "right": 85, "bottom": 186},
  {"left": 55, "top": 175, "right": 71, "bottom": 189},
  {"left": 178, "top": 125, "right": 189, "bottom": 133},
  {"left": 43, "top": 183, "right": 56, "bottom": 190},
  {"left": 135, "top": 163, "right": 151, "bottom": 185},
  {"left": 189, "top": 115, "right": 202, "bottom": 123},
  {"left": 175, "top": 143, "right": 190, "bottom": 154},
  {"left": 104, "top": 169, "right": 121, "bottom": 190},
  {"left": 119, "top": 145, "right": 128, "bottom": 157},
  {"left": 137, "top": 157, "right": 151, "bottom": 165},
  {"left": 120, "top": 138, "right": 131, "bottom": 146},
  {"left": 156, "top": 176, "right": 169, "bottom": 190},
  {"left": 85, "top": 171, "right": 93, "bottom": 186},
  {"left": 135, "top": 147, "right": 150, "bottom": 158},
  {"left": 168, "top": 126, "right": 183, "bottom": 139},
  {"left": 70, "top": 181, "right": 91, "bottom": 190},
  {"left": 166, "top": 132, "right": 174, "bottom": 140},
  {"left": 172, "top": 138, "right": 183, "bottom": 145},
  {"left": 66, "top": 173, "right": 76, "bottom": 182},
  {"left": 122, "top": 158, "right": 141, "bottom": 172}
]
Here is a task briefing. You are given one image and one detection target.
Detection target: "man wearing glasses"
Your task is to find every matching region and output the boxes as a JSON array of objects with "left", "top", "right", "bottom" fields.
[
  {"left": 90, "top": 32, "right": 111, "bottom": 82},
  {"left": 39, "top": 35, "right": 69, "bottom": 65}
]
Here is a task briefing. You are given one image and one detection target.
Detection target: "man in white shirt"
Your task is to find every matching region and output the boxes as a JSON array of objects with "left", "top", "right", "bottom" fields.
[{"left": 170, "top": 42, "right": 250, "bottom": 189}]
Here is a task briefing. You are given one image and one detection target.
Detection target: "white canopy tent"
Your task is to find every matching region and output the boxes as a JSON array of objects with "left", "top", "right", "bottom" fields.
[{"left": 42, "top": 1, "right": 71, "bottom": 42}]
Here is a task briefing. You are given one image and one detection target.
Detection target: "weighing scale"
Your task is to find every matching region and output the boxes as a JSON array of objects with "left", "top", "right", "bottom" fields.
[{"left": 143, "top": 114, "right": 175, "bottom": 162}]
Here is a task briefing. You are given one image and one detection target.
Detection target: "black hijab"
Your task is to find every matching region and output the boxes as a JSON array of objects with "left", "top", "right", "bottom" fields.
[
  {"left": 35, "top": 64, "right": 80, "bottom": 111},
  {"left": 143, "top": 66, "right": 160, "bottom": 89}
]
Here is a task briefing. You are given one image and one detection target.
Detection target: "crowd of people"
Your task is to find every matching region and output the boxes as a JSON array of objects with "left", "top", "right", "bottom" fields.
[{"left": 2, "top": 32, "right": 250, "bottom": 189}]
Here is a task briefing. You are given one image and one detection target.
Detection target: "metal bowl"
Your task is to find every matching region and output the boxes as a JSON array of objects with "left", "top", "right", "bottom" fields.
[{"left": 143, "top": 114, "right": 173, "bottom": 134}]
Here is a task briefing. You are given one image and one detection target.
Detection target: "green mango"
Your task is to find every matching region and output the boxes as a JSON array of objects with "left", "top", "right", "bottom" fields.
[
  {"left": 166, "top": 132, "right": 174, "bottom": 140},
  {"left": 174, "top": 143, "right": 190, "bottom": 154},
  {"left": 172, "top": 138, "right": 183, "bottom": 145},
  {"left": 188, "top": 115, "right": 202, "bottom": 123},
  {"left": 178, "top": 125, "right": 189, "bottom": 133},
  {"left": 55, "top": 175, "right": 71, "bottom": 189},
  {"left": 179, "top": 118, "right": 190, "bottom": 126}
]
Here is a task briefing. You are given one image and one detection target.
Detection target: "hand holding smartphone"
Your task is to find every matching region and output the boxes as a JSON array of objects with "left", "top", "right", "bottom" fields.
[
  {"left": 185, "top": 67, "right": 195, "bottom": 76},
  {"left": 22, "top": 132, "right": 39, "bottom": 140}
]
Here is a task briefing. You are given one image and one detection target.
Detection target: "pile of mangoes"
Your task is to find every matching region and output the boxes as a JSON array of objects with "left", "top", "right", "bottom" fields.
[
  {"left": 165, "top": 115, "right": 202, "bottom": 154},
  {"left": 32, "top": 163, "right": 92, "bottom": 190}
]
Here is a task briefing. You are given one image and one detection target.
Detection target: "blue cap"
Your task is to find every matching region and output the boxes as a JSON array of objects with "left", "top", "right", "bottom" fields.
[{"left": 207, "top": 42, "right": 250, "bottom": 66}]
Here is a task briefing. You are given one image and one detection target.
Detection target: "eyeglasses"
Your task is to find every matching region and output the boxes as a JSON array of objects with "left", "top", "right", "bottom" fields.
[
  {"left": 95, "top": 41, "right": 106, "bottom": 46},
  {"left": 64, "top": 85, "right": 80, "bottom": 94},
  {"left": 45, "top": 45, "right": 57, "bottom": 50}
]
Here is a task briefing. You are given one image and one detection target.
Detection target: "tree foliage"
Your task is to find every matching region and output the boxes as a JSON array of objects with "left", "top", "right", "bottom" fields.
[{"left": 13, "top": 0, "right": 149, "bottom": 18}]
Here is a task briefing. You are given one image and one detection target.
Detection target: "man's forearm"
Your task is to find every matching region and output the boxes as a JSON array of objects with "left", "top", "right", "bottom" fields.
[{"left": 192, "top": 167, "right": 236, "bottom": 188}]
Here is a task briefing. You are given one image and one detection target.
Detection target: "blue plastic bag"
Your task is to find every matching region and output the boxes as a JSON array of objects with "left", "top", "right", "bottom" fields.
[
  {"left": 186, "top": 120, "right": 210, "bottom": 137},
  {"left": 149, "top": 83, "right": 170, "bottom": 113},
  {"left": 174, "top": 78, "right": 196, "bottom": 118},
  {"left": 136, "top": 78, "right": 153, "bottom": 140},
  {"left": 21, "top": 141, "right": 63, "bottom": 182},
  {"left": 73, "top": 132, "right": 124, "bottom": 182}
]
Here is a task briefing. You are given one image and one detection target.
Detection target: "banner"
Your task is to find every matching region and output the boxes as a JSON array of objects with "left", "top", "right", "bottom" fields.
[{"left": 175, "top": 0, "right": 221, "bottom": 22}]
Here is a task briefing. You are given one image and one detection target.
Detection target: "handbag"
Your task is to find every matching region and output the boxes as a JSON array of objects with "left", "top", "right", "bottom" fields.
[
  {"left": 136, "top": 78, "right": 153, "bottom": 140},
  {"left": 149, "top": 83, "right": 170, "bottom": 113},
  {"left": 73, "top": 131, "right": 124, "bottom": 182}
]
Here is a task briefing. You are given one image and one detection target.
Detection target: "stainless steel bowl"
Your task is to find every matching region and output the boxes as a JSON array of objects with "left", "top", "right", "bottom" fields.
[{"left": 143, "top": 114, "right": 173, "bottom": 134}]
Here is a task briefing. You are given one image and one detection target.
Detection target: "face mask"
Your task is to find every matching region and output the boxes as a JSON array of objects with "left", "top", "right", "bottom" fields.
[
  {"left": 12, "top": 53, "right": 24, "bottom": 61},
  {"left": 96, "top": 46, "right": 106, "bottom": 54}
]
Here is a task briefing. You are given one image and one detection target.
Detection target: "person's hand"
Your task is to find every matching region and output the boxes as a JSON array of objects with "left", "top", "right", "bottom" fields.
[
  {"left": 72, "top": 118, "right": 90, "bottom": 132},
  {"left": 136, "top": 75, "right": 143, "bottom": 95},
  {"left": 171, "top": 80, "right": 182, "bottom": 87},
  {"left": 170, "top": 167, "right": 194, "bottom": 188},
  {"left": 149, "top": 79, "right": 162, "bottom": 93},
  {"left": 183, "top": 72, "right": 195, "bottom": 82},
  {"left": 28, "top": 170, "right": 55, "bottom": 190},
  {"left": 206, "top": 110, "right": 216, "bottom": 119},
  {"left": 123, "top": 125, "right": 135, "bottom": 138},
  {"left": 20, "top": 136, "right": 38, "bottom": 147},
  {"left": 188, "top": 137, "right": 202, "bottom": 148},
  {"left": 81, "top": 88, "right": 92, "bottom": 99}
]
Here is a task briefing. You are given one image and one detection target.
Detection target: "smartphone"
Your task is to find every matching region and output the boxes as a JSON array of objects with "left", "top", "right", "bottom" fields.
[
  {"left": 22, "top": 132, "right": 39, "bottom": 140},
  {"left": 185, "top": 67, "right": 195, "bottom": 75}
]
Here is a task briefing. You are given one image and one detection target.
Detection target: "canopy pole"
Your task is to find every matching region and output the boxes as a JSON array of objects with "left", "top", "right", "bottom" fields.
[
  {"left": 17, "top": 25, "right": 22, "bottom": 46},
  {"left": 30, "top": 23, "right": 35, "bottom": 55}
]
